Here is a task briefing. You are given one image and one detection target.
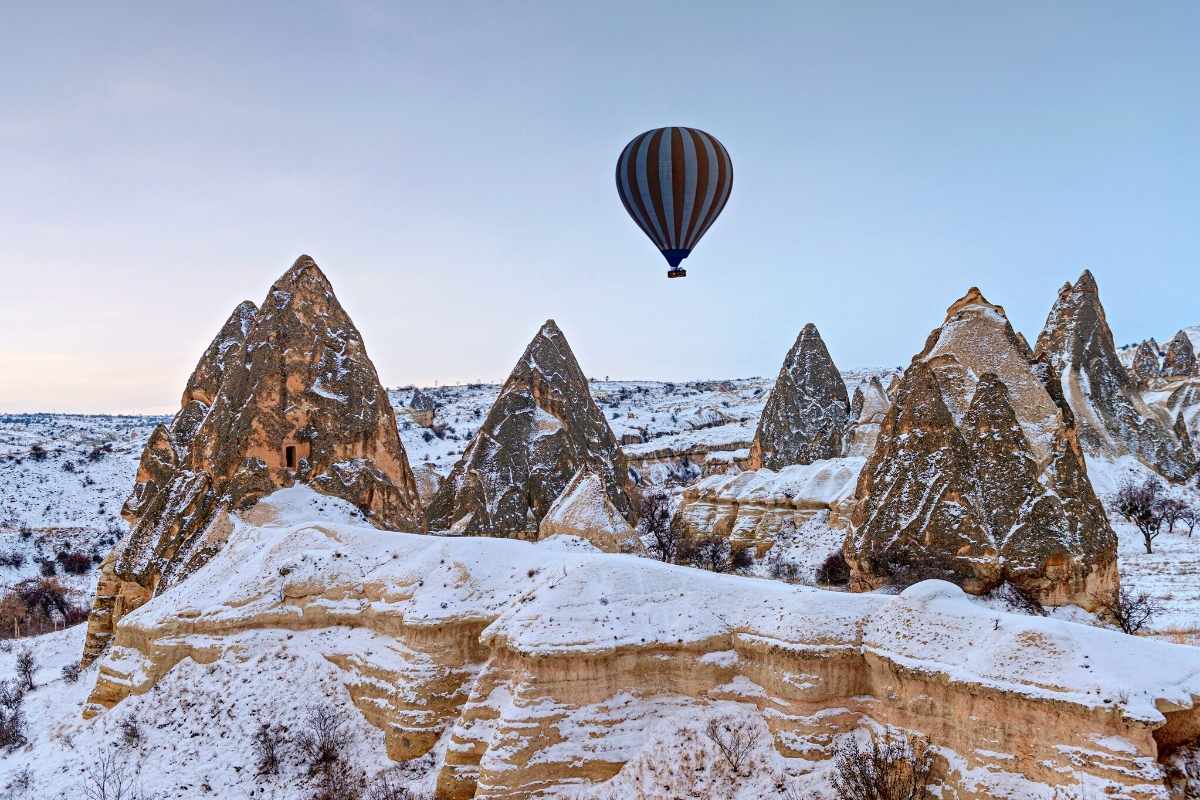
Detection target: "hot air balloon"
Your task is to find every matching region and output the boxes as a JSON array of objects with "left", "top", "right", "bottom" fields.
[{"left": 615, "top": 126, "right": 733, "bottom": 278}]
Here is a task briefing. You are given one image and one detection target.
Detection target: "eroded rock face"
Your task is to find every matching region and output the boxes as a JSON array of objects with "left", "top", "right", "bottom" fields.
[
  {"left": 537, "top": 468, "right": 640, "bottom": 553},
  {"left": 427, "top": 320, "right": 636, "bottom": 535},
  {"left": 1034, "top": 271, "right": 1196, "bottom": 482},
  {"left": 845, "top": 376, "right": 890, "bottom": 457},
  {"left": 86, "top": 490, "right": 1200, "bottom": 799},
  {"left": 82, "top": 255, "right": 423, "bottom": 665},
  {"left": 749, "top": 323, "right": 849, "bottom": 470},
  {"left": 1164, "top": 330, "right": 1198, "bottom": 378},
  {"left": 845, "top": 288, "right": 1118, "bottom": 609},
  {"left": 1131, "top": 340, "right": 1163, "bottom": 389}
]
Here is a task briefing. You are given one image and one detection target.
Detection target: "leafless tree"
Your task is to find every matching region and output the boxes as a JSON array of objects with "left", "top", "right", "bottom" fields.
[
  {"left": 639, "top": 491, "right": 679, "bottom": 562},
  {"left": 254, "top": 722, "right": 285, "bottom": 776},
  {"left": 1114, "top": 478, "right": 1167, "bottom": 554},
  {"left": 1180, "top": 507, "right": 1197, "bottom": 538},
  {"left": 1157, "top": 497, "right": 1188, "bottom": 533}
]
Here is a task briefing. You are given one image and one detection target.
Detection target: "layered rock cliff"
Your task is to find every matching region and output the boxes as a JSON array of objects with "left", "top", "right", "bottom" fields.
[
  {"left": 845, "top": 288, "right": 1118, "bottom": 609},
  {"left": 1034, "top": 271, "right": 1196, "bottom": 481},
  {"left": 427, "top": 320, "right": 637, "bottom": 535},
  {"left": 82, "top": 255, "right": 423, "bottom": 665},
  {"left": 748, "top": 323, "right": 850, "bottom": 469},
  {"left": 84, "top": 487, "right": 1200, "bottom": 799}
]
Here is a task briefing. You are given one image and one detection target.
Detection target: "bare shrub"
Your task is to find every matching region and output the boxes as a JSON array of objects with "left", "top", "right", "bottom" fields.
[
  {"left": 831, "top": 731, "right": 935, "bottom": 800},
  {"left": 365, "top": 774, "right": 426, "bottom": 800},
  {"left": 1096, "top": 587, "right": 1164, "bottom": 635},
  {"left": 254, "top": 722, "right": 285, "bottom": 776},
  {"left": 299, "top": 704, "right": 354, "bottom": 777},
  {"left": 1181, "top": 507, "right": 1198, "bottom": 538},
  {"left": 1113, "top": 478, "right": 1167, "bottom": 554},
  {"left": 1158, "top": 497, "right": 1189, "bottom": 533},
  {"left": 0, "top": 679, "right": 27, "bottom": 751},
  {"left": 120, "top": 716, "right": 142, "bottom": 748},
  {"left": 83, "top": 748, "right": 147, "bottom": 800},
  {"left": 16, "top": 649, "right": 36, "bottom": 691},
  {"left": 62, "top": 662, "right": 82, "bottom": 684},
  {"left": 58, "top": 551, "right": 94, "bottom": 575},
  {"left": 705, "top": 715, "right": 762, "bottom": 775},
  {"left": 310, "top": 758, "right": 363, "bottom": 800},
  {"left": 681, "top": 533, "right": 739, "bottom": 573},
  {"left": 768, "top": 560, "right": 800, "bottom": 584},
  {"left": 996, "top": 582, "right": 1046, "bottom": 616},
  {"left": 816, "top": 550, "right": 850, "bottom": 586}
]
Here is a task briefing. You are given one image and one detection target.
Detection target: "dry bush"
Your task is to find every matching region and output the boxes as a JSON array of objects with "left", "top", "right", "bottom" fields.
[
  {"left": 0, "top": 678, "right": 27, "bottom": 751},
  {"left": 299, "top": 704, "right": 354, "bottom": 777},
  {"left": 310, "top": 759, "right": 364, "bottom": 800},
  {"left": 16, "top": 648, "right": 36, "bottom": 691},
  {"left": 84, "top": 748, "right": 151, "bottom": 800},
  {"left": 254, "top": 721, "right": 285, "bottom": 776},
  {"left": 365, "top": 775, "right": 427, "bottom": 800},
  {"left": 705, "top": 715, "right": 762, "bottom": 775},
  {"left": 768, "top": 560, "right": 801, "bottom": 584},
  {"left": 816, "top": 550, "right": 850, "bottom": 586},
  {"left": 120, "top": 716, "right": 142, "bottom": 748},
  {"left": 831, "top": 731, "right": 935, "bottom": 800},
  {"left": 62, "top": 662, "right": 82, "bottom": 684},
  {"left": 1096, "top": 587, "right": 1164, "bottom": 635},
  {"left": 995, "top": 582, "right": 1046, "bottom": 616}
]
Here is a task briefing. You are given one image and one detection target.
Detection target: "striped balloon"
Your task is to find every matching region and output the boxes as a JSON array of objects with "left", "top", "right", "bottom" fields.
[{"left": 616, "top": 126, "right": 733, "bottom": 278}]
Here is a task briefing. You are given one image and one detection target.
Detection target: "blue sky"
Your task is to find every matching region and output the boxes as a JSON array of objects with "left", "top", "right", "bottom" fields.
[{"left": 1, "top": 2, "right": 1197, "bottom": 413}]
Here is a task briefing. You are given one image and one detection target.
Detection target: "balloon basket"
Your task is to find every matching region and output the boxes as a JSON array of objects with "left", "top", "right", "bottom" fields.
[{"left": 667, "top": 269, "right": 687, "bottom": 279}]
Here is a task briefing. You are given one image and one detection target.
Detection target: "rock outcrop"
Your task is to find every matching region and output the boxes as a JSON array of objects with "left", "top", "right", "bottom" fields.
[
  {"left": 1164, "top": 330, "right": 1198, "bottom": 378},
  {"left": 82, "top": 255, "right": 423, "bottom": 665},
  {"left": 1034, "top": 271, "right": 1196, "bottom": 482},
  {"left": 537, "top": 468, "right": 640, "bottom": 553},
  {"left": 426, "top": 320, "right": 637, "bottom": 536},
  {"left": 1130, "top": 340, "right": 1163, "bottom": 388},
  {"left": 845, "top": 376, "right": 890, "bottom": 457},
  {"left": 85, "top": 488, "right": 1200, "bottom": 799},
  {"left": 845, "top": 288, "right": 1118, "bottom": 609},
  {"left": 748, "top": 323, "right": 850, "bottom": 469},
  {"left": 674, "top": 457, "right": 864, "bottom": 552}
]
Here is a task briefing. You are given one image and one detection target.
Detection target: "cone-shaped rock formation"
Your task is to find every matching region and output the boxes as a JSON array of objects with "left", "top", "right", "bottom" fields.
[
  {"left": 82, "top": 255, "right": 423, "bottom": 665},
  {"left": 1163, "top": 330, "right": 1198, "bottom": 378},
  {"left": 749, "top": 323, "right": 850, "bottom": 469},
  {"left": 1129, "top": 340, "right": 1162, "bottom": 389},
  {"left": 845, "top": 288, "right": 1118, "bottom": 609},
  {"left": 845, "top": 376, "right": 890, "bottom": 457},
  {"left": 1033, "top": 271, "right": 1196, "bottom": 482},
  {"left": 426, "top": 320, "right": 636, "bottom": 535}
]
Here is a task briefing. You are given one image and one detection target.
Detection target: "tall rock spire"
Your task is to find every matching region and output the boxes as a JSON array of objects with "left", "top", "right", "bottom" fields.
[
  {"left": 426, "top": 320, "right": 637, "bottom": 535},
  {"left": 82, "top": 255, "right": 424, "bottom": 665},
  {"left": 845, "top": 287, "right": 1118, "bottom": 609},
  {"left": 749, "top": 323, "right": 850, "bottom": 470},
  {"left": 1033, "top": 271, "right": 1196, "bottom": 482}
]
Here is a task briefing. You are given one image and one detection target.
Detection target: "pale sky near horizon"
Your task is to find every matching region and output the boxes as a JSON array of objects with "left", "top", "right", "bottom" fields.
[{"left": 2, "top": 2, "right": 1197, "bottom": 414}]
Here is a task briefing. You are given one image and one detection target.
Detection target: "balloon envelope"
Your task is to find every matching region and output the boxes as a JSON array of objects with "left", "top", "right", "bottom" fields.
[{"left": 615, "top": 126, "right": 733, "bottom": 277}]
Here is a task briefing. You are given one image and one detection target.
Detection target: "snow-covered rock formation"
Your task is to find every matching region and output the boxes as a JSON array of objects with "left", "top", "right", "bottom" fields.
[
  {"left": 1163, "top": 330, "right": 1198, "bottom": 378},
  {"left": 845, "top": 374, "right": 890, "bottom": 457},
  {"left": 78, "top": 487, "right": 1200, "bottom": 799},
  {"left": 82, "top": 255, "right": 423, "bottom": 665},
  {"left": 674, "top": 457, "right": 864, "bottom": 551},
  {"left": 748, "top": 323, "right": 850, "bottom": 470},
  {"left": 426, "top": 320, "right": 637, "bottom": 535},
  {"left": 537, "top": 468, "right": 640, "bottom": 553},
  {"left": 1034, "top": 271, "right": 1196, "bottom": 482},
  {"left": 845, "top": 288, "right": 1118, "bottom": 609},
  {"left": 1131, "top": 340, "right": 1164, "bottom": 389}
]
